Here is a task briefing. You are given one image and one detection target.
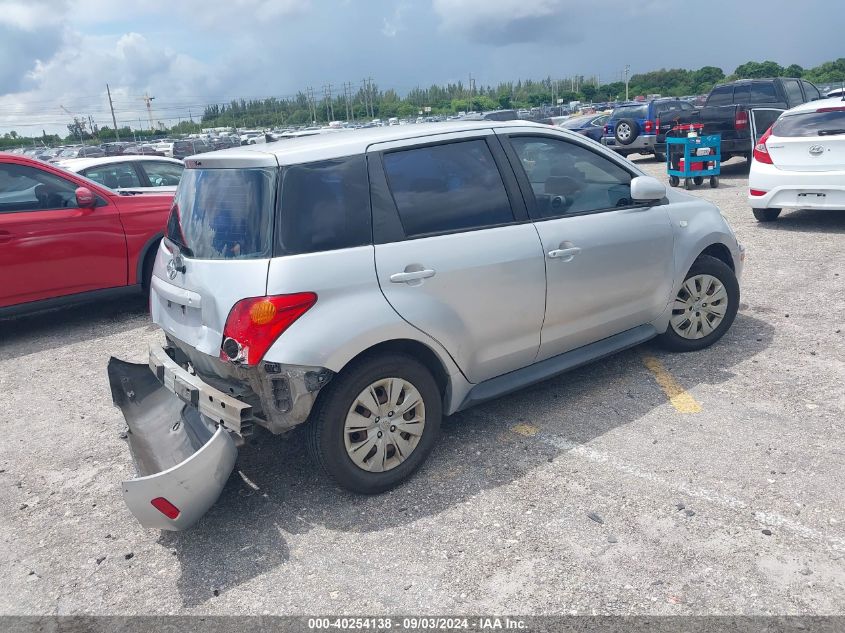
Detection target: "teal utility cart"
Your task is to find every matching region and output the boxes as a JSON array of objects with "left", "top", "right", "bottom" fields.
[{"left": 666, "top": 127, "right": 721, "bottom": 189}]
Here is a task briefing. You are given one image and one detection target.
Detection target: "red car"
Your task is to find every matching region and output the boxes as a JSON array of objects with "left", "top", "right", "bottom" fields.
[{"left": 0, "top": 153, "right": 174, "bottom": 315}]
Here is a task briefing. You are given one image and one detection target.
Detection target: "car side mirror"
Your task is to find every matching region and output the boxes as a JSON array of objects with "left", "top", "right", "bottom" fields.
[
  {"left": 630, "top": 176, "right": 666, "bottom": 202},
  {"left": 75, "top": 186, "right": 96, "bottom": 208}
]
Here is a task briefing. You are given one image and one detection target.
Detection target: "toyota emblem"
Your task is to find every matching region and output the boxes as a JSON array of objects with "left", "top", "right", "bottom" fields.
[{"left": 166, "top": 255, "right": 183, "bottom": 280}]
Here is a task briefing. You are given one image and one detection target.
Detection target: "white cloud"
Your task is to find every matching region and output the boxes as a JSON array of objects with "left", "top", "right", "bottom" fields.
[{"left": 431, "top": 0, "right": 567, "bottom": 43}]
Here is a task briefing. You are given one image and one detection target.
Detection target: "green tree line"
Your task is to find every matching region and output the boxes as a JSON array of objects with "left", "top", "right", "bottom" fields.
[{"left": 2, "top": 58, "right": 844, "bottom": 149}]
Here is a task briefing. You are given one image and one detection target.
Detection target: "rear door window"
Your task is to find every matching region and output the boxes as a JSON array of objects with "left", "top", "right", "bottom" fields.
[
  {"left": 81, "top": 162, "right": 142, "bottom": 189},
  {"left": 276, "top": 155, "right": 371, "bottom": 255},
  {"left": 733, "top": 84, "right": 751, "bottom": 104},
  {"left": 783, "top": 80, "right": 804, "bottom": 108},
  {"left": 382, "top": 139, "right": 514, "bottom": 237},
  {"left": 749, "top": 82, "right": 778, "bottom": 103},
  {"left": 167, "top": 167, "right": 276, "bottom": 259}
]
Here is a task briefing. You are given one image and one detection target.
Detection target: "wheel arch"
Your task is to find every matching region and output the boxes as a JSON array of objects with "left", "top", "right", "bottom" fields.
[
  {"left": 334, "top": 338, "right": 453, "bottom": 412},
  {"left": 697, "top": 242, "right": 735, "bottom": 271},
  {"left": 136, "top": 231, "right": 164, "bottom": 289}
]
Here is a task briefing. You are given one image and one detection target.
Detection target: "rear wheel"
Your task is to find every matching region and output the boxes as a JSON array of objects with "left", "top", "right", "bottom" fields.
[
  {"left": 753, "top": 208, "right": 781, "bottom": 222},
  {"left": 669, "top": 175, "right": 680, "bottom": 187},
  {"left": 141, "top": 242, "right": 159, "bottom": 295},
  {"left": 657, "top": 255, "right": 739, "bottom": 353},
  {"left": 307, "top": 354, "right": 442, "bottom": 494},
  {"left": 693, "top": 176, "right": 704, "bottom": 186}
]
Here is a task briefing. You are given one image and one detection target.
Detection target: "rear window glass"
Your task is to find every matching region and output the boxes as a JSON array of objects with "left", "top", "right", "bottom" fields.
[
  {"left": 749, "top": 82, "right": 778, "bottom": 103},
  {"left": 773, "top": 110, "right": 845, "bottom": 137},
  {"left": 276, "top": 156, "right": 371, "bottom": 255},
  {"left": 167, "top": 168, "right": 276, "bottom": 259},
  {"left": 707, "top": 85, "right": 733, "bottom": 106},
  {"left": 611, "top": 105, "right": 647, "bottom": 120},
  {"left": 383, "top": 139, "right": 514, "bottom": 237}
]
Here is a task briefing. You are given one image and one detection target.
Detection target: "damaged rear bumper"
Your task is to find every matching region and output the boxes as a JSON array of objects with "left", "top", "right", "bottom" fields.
[{"left": 107, "top": 346, "right": 252, "bottom": 530}]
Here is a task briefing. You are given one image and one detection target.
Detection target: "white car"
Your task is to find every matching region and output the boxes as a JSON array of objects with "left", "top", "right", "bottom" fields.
[
  {"left": 748, "top": 96, "right": 845, "bottom": 221},
  {"left": 56, "top": 155, "right": 184, "bottom": 193}
]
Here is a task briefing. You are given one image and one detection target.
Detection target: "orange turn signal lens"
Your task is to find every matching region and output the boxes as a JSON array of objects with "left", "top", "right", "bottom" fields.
[{"left": 249, "top": 300, "right": 277, "bottom": 325}]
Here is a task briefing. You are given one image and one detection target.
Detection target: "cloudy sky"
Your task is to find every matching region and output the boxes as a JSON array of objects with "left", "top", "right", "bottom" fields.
[{"left": 1, "top": 0, "right": 842, "bottom": 135}]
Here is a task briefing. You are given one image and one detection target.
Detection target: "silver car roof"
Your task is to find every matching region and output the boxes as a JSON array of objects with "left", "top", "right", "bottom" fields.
[{"left": 183, "top": 120, "right": 551, "bottom": 168}]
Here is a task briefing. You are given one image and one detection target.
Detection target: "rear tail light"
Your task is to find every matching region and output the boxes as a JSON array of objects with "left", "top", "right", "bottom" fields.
[
  {"left": 221, "top": 293, "right": 317, "bottom": 365},
  {"left": 655, "top": 117, "right": 661, "bottom": 132},
  {"left": 643, "top": 120, "right": 654, "bottom": 133},
  {"left": 604, "top": 125, "right": 611, "bottom": 134},
  {"left": 752, "top": 126, "right": 774, "bottom": 164},
  {"left": 151, "top": 497, "right": 180, "bottom": 520},
  {"left": 816, "top": 106, "right": 845, "bottom": 113},
  {"left": 749, "top": 189, "right": 768, "bottom": 197},
  {"left": 734, "top": 110, "right": 749, "bottom": 131}
]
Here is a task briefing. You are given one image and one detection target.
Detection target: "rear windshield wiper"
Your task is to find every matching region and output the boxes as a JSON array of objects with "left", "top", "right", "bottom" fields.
[
  {"left": 818, "top": 129, "right": 845, "bottom": 136},
  {"left": 164, "top": 234, "right": 194, "bottom": 258}
]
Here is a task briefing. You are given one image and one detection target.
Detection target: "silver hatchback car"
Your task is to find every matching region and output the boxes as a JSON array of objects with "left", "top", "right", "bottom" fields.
[{"left": 108, "top": 121, "right": 744, "bottom": 529}]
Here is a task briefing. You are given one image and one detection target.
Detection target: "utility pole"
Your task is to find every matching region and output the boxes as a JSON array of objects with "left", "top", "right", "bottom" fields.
[
  {"left": 142, "top": 93, "right": 156, "bottom": 130},
  {"left": 106, "top": 83, "right": 119, "bottom": 140},
  {"left": 468, "top": 72, "right": 474, "bottom": 111},
  {"left": 624, "top": 65, "right": 631, "bottom": 101},
  {"left": 306, "top": 87, "right": 316, "bottom": 124}
]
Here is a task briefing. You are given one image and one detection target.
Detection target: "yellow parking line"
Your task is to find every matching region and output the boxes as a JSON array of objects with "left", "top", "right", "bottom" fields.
[
  {"left": 511, "top": 423, "right": 539, "bottom": 437},
  {"left": 641, "top": 355, "right": 702, "bottom": 414}
]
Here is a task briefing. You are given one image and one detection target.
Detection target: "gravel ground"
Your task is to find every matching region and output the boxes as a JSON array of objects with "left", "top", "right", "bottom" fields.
[{"left": 0, "top": 155, "right": 843, "bottom": 616}]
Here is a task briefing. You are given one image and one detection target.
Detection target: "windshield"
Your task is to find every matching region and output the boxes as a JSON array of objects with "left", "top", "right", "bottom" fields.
[
  {"left": 166, "top": 167, "right": 277, "bottom": 259},
  {"left": 773, "top": 109, "right": 845, "bottom": 137}
]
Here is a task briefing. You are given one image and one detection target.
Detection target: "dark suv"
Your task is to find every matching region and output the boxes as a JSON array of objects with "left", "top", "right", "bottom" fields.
[{"left": 602, "top": 99, "right": 696, "bottom": 160}]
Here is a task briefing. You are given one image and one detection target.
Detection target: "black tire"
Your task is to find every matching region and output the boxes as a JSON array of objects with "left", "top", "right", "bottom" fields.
[
  {"left": 693, "top": 176, "right": 704, "bottom": 186},
  {"left": 654, "top": 152, "right": 667, "bottom": 163},
  {"left": 307, "top": 353, "right": 442, "bottom": 494},
  {"left": 615, "top": 118, "right": 639, "bottom": 146},
  {"left": 684, "top": 178, "right": 693, "bottom": 190},
  {"left": 669, "top": 175, "right": 680, "bottom": 187},
  {"left": 657, "top": 255, "right": 740, "bottom": 353},
  {"left": 753, "top": 208, "right": 781, "bottom": 222},
  {"left": 141, "top": 243, "right": 158, "bottom": 295},
  {"left": 710, "top": 176, "right": 719, "bottom": 188}
]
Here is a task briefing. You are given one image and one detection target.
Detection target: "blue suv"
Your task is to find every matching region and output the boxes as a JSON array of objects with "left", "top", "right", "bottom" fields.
[{"left": 601, "top": 99, "right": 696, "bottom": 160}]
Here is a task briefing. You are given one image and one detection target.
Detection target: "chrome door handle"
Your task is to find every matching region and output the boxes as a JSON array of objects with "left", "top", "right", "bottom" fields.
[
  {"left": 390, "top": 269, "right": 436, "bottom": 283},
  {"left": 548, "top": 247, "right": 581, "bottom": 260}
]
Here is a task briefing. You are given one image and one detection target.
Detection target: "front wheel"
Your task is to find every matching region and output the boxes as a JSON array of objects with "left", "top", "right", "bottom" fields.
[
  {"left": 669, "top": 175, "right": 680, "bottom": 187},
  {"left": 657, "top": 255, "right": 739, "bottom": 352},
  {"left": 307, "top": 354, "right": 442, "bottom": 494},
  {"left": 753, "top": 208, "right": 781, "bottom": 222}
]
